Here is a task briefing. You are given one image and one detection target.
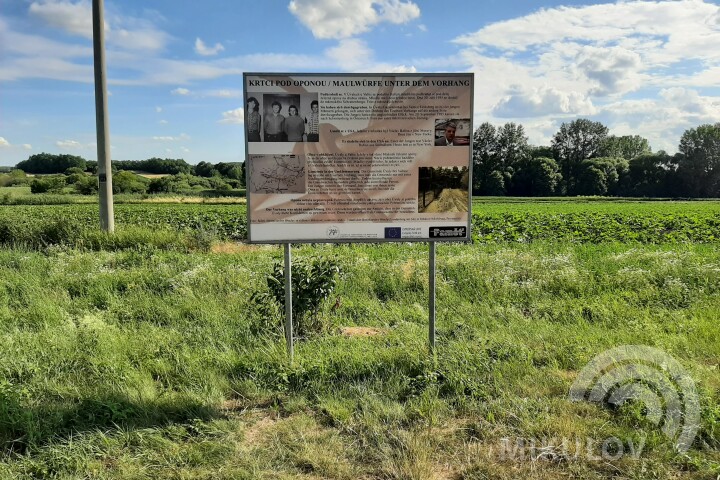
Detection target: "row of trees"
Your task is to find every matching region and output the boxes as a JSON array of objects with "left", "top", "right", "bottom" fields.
[
  {"left": 6, "top": 154, "right": 247, "bottom": 196},
  {"left": 26, "top": 170, "right": 244, "bottom": 196},
  {"left": 15, "top": 154, "right": 245, "bottom": 182},
  {"left": 8, "top": 121, "right": 720, "bottom": 198},
  {"left": 473, "top": 121, "right": 720, "bottom": 197}
]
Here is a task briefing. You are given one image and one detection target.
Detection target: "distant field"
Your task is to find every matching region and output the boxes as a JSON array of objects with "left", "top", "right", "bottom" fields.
[{"left": 130, "top": 171, "right": 170, "bottom": 179}]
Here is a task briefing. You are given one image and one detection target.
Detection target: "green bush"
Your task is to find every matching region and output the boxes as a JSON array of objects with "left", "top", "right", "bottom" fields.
[
  {"left": 112, "top": 171, "right": 149, "bottom": 194},
  {"left": 30, "top": 177, "right": 65, "bottom": 194},
  {"left": 252, "top": 256, "right": 342, "bottom": 337}
]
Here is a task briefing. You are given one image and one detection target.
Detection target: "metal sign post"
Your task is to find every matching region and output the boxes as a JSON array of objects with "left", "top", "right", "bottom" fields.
[
  {"left": 429, "top": 241, "right": 436, "bottom": 352},
  {"left": 284, "top": 243, "right": 294, "bottom": 362}
]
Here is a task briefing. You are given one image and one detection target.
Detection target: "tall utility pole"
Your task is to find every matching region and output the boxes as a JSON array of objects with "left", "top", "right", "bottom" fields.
[{"left": 92, "top": 0, "right": 114, "bottom": 232}]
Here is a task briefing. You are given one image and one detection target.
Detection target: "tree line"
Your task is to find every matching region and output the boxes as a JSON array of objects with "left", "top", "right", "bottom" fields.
[
  {"left": 473, "top": 120, "right": 720, "bottom": 197},
  {"left": 15, "top": 154, "right": 244, "bottom": 181},
  {"left": 5, "top": 155, "right": 246, "bottom": 196},
  {"left": 8, "top": 120, "right": 720, "bottom": 198}
]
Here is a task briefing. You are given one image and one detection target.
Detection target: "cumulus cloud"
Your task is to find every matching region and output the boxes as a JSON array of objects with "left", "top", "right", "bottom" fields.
[
  {"left": 575, "top": 46, "right": 644, "bottom": 95},
  {"left": 453, "top": 0, "right": 720, "bottom": 152},
  {"left": 493, "top": 86, "right": 596, "bottom": 118},
  {"left": 28, "top": 0, "right": 169, "bottom": 52},
  {"left": 29, "top": 0, "right": 94, "bottom": 38},
  {"left": 0, "top": 137, "right": 10, "bottom": 147},
  {"left": 23, "top": 144, "right": 32, "bottom": 150},
  {"left": 219, "top": 108, "right": 244, "bottom": 125},
  {"left": 454, "top": 1, "right": 720, "bottom": 56},
  {"left": 171, "top": 87, "right": 191, "bottom": 95},
  {"left": 288, "top": 0, "right": 420, "bottom": 39},
  {"left": 112, "top": 28, "right": 169, "bottom": 52},
  {"left": 659, "top": 87, "right": 718, "bottom": 115},
  {"left": 455, "top": 1, "right": 720, "bottom": 90},
  {"left": 195, "top": 37, "right": 225, "bottom": 56},
  {"left": 324, "top": 38, "right": 374, "bottom": 70},
  {"left": 55, "top": 140, "right": 86, "bottom": 150}
]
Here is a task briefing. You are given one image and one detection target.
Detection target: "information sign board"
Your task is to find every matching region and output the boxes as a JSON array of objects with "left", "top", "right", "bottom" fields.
[{"left": 244, "top": 73, "right": 473, "bottom": 243}]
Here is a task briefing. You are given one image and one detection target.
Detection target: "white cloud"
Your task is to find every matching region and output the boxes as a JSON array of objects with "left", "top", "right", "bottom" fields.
[
  {"left": 288, "top": 0, "right": 420, "bottom": 39},
  {"left": 29, "top": 0, "right": 169, "bottom": 52},
  {"left": 219, "top": 108, "right": 244, "bottom": 125},
  {"left": 0, "top": 18, "right": 91, "bottom": 58},
  {"left": 29, "top": 0, "right": 94, "bottom": 39},
  {"left": 324, "top": 38, "right": 374, "bottom": 70},
  {"left": 171, "top": 87, "right": 191, "bottom": 95},
  {"left": 322, "top": 38, "right": 418, "bottom": 72},
  {"left": 155, "top": 106, "right": 162, "bottom": 113},
  {"left": 206, "top": 89, "right": 242, "bottom": 98},
  {"left": 0, "top": 137, "right": 10, "bottom": 147},
  {"left": 493, "top": 86, "right": 596, "bottom": 118},
  {"left": 56, "top": 139, "right": 92, "bottom": 149},
  {"left": 575, "top": 46, "right": 645, "bottom": 96},
  {"left": 152, "top": 133, "right": 190, "bottom": 141},
  {"left": 111, "top": 28, "right": 169, "bottom": 52},
  {"left": 0, "top": 55, "right": 94, "bottom": 83},
  {"left": 195, "top": 37, "right": 225, "bottom": 56},
  {"left": 453, "top": 0, "right": 720, "bottom": 152},
  {"left": 454, "top": 1, "right": 720, "bottom": 56},
  {"left": 23, "top": 144, "right": 32, "bottom": 150}
]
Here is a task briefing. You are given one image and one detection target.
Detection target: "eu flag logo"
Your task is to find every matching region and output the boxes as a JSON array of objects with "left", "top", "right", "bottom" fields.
[{"left": 384, "top": 227, "right": 401, "bottom": 239}]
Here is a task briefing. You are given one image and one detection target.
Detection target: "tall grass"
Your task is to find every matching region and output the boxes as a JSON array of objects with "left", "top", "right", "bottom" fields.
[{"left": 0, "top": 241, "right": 719, "bottom": 477}]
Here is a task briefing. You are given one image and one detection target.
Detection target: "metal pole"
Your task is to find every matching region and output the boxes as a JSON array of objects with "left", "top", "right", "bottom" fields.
[
  {"left": 92, "top": 0, "right": 114, "bottom": 232},
  {"left": 429, "top": 241, "right": 436, "bottom": 352},
  {"left": 284, "top": 243, "right": 294, "bottom": 361}
]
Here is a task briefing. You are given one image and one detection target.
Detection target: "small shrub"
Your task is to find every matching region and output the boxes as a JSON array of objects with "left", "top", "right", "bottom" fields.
[
  {"left": 251, "top": 255, "right": 342, "bottom": 337},
  {"left": 30, "top": 177, "right": 65, "bottom": 194}
]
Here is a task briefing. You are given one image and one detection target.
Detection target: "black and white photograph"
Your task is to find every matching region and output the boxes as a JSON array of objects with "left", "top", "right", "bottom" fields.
[{"left": 261, "top": 93, "right": 319, "bottom": 143}]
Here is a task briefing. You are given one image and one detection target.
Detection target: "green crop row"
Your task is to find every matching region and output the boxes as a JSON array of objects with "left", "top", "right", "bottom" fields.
[{"left": 1, "top": 202, "right": 719, "bottom": 246}]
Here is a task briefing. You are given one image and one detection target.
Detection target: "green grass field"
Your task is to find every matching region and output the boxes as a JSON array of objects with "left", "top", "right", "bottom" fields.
[{"left": 1, "top": 201, "right": 719, "bottom": 478}]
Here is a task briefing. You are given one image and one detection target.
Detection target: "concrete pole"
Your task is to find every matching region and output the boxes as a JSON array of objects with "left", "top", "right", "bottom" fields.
[{"left": 92, "top": 0, "right": 114, "bottom": 232}]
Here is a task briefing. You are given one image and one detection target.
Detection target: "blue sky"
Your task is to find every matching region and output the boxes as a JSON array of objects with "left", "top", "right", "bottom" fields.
[{"left": 1, "top": 0, "right": 719, "bottom": 166}]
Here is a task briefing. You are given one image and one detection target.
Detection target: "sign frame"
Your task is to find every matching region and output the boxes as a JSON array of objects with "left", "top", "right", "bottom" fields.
[{"left": 243, "top": 72, "right": 474, "bottom": 244}]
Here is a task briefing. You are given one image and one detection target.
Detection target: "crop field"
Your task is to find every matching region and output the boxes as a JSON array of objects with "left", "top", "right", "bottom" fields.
[
  {"left": 1, "top": 199, "right": 719, "bottom": 247},
  {"left": 0, "top": 200, "right": 719, "bottom": 479}
]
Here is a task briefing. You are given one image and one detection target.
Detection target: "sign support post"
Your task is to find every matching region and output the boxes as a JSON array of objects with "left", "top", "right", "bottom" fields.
[
  {"left": 284, "top": 243, "right": 294, "bottom": 362},
  {"left": 429, "top": 241, "right": 436, "bottom": 352}
]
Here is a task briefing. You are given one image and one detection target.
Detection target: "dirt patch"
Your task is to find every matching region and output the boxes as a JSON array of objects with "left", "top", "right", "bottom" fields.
[
  {"left": 211, "top": 242, "right": 269, "bottom": 254},
  {"left": 242, "top": 412, "right": 281, "bottom": 446},
  {"left": 340, "top": 326, "right": 387, "bottom": 337}
]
